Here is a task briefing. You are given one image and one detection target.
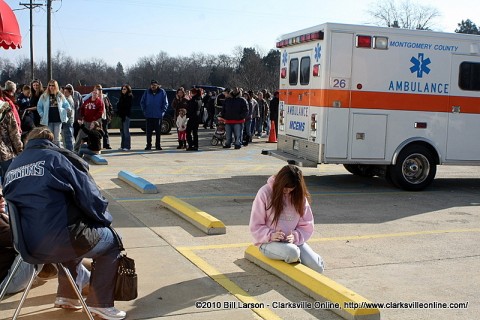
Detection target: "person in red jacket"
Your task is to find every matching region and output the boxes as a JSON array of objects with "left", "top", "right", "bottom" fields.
[{"left": 74, "top": 90, "right": 104, "bottom": 153}]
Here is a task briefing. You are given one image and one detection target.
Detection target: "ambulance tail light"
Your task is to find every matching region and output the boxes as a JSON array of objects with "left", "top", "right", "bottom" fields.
[
  {"left": 281, "top": 67, "right": 287, "bottom": 79},
  {"left": 310, "top": 113, "right": 317, "bottom": 133},
  {"left": 374, "top": 36, "right": 388, "bottom": 49},
  {"left": 279, "top": 107, "right": 285, "bottom": 131},
  {"left": 313, "top": 64, "right": 320, "bottom": 77},
  {"left": 356, "top": 35, "right": 372, "bottom": 48}
]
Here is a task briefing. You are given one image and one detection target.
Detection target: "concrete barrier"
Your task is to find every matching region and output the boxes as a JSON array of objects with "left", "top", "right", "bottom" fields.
[
  {"left": 118, "top": 170, "right": 158, "bottom": 194},
  {"left": 244, "top": 245, "right": 380, "bottom": 320},
  {"left": 83, "top": 153, "right": 108, "bottom": 165},
  {"left": 161, "top": 196, "right": 226, "bottom": 235}
]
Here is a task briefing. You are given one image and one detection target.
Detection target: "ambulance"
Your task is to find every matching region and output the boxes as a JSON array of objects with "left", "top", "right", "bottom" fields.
[{"left": 270, "top": 22, "right": 480, "bottom": 190}]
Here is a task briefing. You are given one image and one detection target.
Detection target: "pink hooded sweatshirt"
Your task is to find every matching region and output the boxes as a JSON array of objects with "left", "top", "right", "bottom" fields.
[{"left": 249, "top": 176, "right": 315, "bottom": 246}]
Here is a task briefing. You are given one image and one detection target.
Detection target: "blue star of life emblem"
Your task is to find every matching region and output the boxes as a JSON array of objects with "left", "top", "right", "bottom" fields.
[
  {"left": 314, "top": 43, "right": 322, "bottom": 62},
  {"left": 282, "top": 50, "right": 288, "bottom": 66},
  {"left": 410, "top": 53, "right": 431, "bottom": 78}
]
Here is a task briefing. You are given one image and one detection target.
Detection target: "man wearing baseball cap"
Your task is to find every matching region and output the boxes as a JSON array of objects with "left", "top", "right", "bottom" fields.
[{"left": 140, "top": 80, "right": 169, "bottom": 150}]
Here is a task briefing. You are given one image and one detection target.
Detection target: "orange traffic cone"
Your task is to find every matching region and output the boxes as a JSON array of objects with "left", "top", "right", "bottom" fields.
[{"left": 267, "top": 120, "right": 277, "bottom": 143}]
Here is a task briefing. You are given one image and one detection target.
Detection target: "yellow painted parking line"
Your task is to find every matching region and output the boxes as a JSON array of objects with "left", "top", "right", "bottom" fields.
[
  {"left": 178, "top": 228, "right": 480, "bottom": 251},
  {"left": 171, "top": 166, "right": 191, "bottom": 174},
  {"left": 178, "top": 248, "right": 281, "bottom": 320},
  {"left": 308, "top": 228, "right": 480, "bottom": 243},
  {"left": 133, "top": 168, "right": 146, "bottom": 174},
  {"left": 90, "top": 167, "right": 109, "bottom": 174}
]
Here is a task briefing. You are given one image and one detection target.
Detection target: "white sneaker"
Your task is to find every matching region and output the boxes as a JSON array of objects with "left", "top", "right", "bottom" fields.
[
  {"left": 88, "top": 306, "right": 126, "bottom": 320},
  {"left": 122, "top": 148, "right": 130, "bottom": 151},
  {"left": 54, "top": 297, "right": 82, "bottom": 310}
]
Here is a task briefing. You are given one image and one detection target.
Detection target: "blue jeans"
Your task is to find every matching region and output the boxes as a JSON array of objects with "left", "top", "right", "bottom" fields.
[
  {"left": 0, "top": 255, "right": 36, "bottom": 294},
  {"left": 255, "top": 118, "right": 263, "bottom": 136},
  {"left": 120, "top": 117, "right": 131, "bottom": 149},
  {"left": 145, "top": 118, "right": 161, "bottom": 148},
  {"left": 48, "top": 122, "right": 63, "bottom": 147},
  {"left": 78, "top": 144, "right": 98, "bottom": 158},
  {"left": 259, "top": 242, "right": 325, "bottom": 273},
  {"left": 244, "top": 119, "right": 252, "bottom": 142},
  {"left": 62, "top": 122, "right": 75, "bottom": 151},
  {"left": 225, "top": 123, "right": 243, "bottom": 147},
  {"left": 57, "top": 227, "right": 120, "bottom": 307}
]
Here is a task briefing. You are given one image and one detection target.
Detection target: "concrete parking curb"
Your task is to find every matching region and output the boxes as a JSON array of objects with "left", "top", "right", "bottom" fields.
[
  {"left": 83, "top": 154, "right": 108, "bottom": 165},
  {"left": 118, "top": 170, "right": 158, "bottom": 194},
  {"left": 244, "top": 245, "right": 380, "bottom": 320},
  {"left": 161, "top": 196, "right": 226, "bottom": 235}
]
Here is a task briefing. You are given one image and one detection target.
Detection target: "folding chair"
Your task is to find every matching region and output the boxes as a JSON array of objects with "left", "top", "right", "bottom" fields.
[{"left": 0, "top": 200, "right": 94, "bottom": 320}]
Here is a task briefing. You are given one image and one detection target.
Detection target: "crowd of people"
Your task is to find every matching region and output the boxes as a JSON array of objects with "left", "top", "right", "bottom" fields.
[
  {"left": 1, "top": 79, "right": 280, "bottom": 159},
  {"left": 170, "top": 86, "right": 279, "bottom": 151}
]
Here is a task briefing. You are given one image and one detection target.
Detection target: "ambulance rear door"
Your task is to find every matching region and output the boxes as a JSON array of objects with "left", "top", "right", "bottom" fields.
[
  {"left": 284, "top": 50, "right": 312, "bottom": 140},
  {"left": 324, "top": 31, "right": 353, "bottom": 160}
]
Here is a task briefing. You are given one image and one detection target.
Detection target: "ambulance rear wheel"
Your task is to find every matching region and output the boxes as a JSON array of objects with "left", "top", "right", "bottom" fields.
[
  {"left": 389, "top": 145, "right": 436, "bottom": 191},
  {"left": 343, "top": 164, "right": 375, "bottom": 177}
]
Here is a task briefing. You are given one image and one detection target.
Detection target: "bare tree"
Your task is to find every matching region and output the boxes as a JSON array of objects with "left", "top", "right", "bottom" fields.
[{"left": 368, "top": 0, "right": 440, "bottom": 30}]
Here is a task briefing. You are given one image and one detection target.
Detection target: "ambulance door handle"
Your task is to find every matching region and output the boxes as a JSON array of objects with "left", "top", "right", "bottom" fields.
[{"left": 452, "top": 106, "right": 461, "bottom": 113}]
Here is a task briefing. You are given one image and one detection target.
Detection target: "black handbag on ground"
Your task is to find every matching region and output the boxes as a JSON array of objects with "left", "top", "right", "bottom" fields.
[{"left": 110, "top": 227, "right": 138, "bottom": 301}]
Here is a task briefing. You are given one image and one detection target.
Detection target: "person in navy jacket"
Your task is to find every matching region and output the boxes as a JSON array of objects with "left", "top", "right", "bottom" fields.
[
  {"left": 140, "top": 80, "right": 168, "bottom": 150},
  {"left": 3, "top": 127, "right": 126, "bottom": 319}
]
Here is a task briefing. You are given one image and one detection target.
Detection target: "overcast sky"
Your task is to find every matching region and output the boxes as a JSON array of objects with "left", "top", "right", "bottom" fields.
[{"left": 1, "top": 0, "right": 478, "bottom": 68}]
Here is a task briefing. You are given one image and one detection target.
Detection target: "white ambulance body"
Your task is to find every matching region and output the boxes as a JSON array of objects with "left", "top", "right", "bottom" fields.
[{"left": 272, "top": 22, "right": 480, "bottom": 190}]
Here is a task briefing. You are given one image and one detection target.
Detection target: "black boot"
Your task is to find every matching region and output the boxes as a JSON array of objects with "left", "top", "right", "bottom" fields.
[{"left": 176, "top": 140, "right": 182, "bottom": 149}]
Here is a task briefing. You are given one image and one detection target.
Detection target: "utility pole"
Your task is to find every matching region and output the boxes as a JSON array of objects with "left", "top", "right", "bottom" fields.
[
  {"left": 46, "top": 0, "right": 52, "bottom": 80},
  {"left": 19, "top": 0, "right": 43, "bottom": 81}
]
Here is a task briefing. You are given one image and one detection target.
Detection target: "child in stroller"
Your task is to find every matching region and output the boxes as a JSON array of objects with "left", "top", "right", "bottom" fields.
[{"left": 211, "top": 120, "right": 226, "bottom": 146}]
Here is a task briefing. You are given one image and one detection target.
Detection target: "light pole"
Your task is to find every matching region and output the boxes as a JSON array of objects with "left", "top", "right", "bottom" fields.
[
  {"left": 19, "top": 0, "right": 43, "bottom": 80},
  {"left": 46, "top": 0, "right": 52, "bottom": 80}
]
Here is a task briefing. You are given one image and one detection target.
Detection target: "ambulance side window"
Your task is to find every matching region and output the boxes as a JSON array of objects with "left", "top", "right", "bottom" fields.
[
  {"left": 459, "top": 62, "right": 480, "bottom": 91},
  {"left": 300, "top": 57, "right": 311, "bottom": 85},
  {"left": 289, "top": 58, "right": 299, "bottom": 85}
]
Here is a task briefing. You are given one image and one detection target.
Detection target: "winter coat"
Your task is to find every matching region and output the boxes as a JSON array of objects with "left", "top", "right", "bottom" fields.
[
  {"left": 0, "top": 101, "right": 23, "bottom": 162},
  {"left": 222, "top": 96, "right": 248, "bottom": 124},
  {"left": 140, "top": 88, "right": 168, "bottom": 119},
  {"left": 117, "top": 93, "right": 133, "bottom": 120},
  {"left": 3, "top": 138, "right": 112, "bottom": 263},
  {"left": 37, "top": 93, "right": 71, "bottom": 125}
]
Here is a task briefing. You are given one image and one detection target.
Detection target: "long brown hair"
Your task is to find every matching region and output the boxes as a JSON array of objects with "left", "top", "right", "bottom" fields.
[{"left": 267, "top": 165, "right": 311, "bottom": 226}]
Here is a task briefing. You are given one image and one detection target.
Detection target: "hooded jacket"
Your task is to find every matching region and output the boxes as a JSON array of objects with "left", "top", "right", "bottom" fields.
[
  {"left": 249, "top": 176, "right": 314, "bottom": 246},
  {"left": 3, "top": 138, "right": 112, "bottom": 263}
]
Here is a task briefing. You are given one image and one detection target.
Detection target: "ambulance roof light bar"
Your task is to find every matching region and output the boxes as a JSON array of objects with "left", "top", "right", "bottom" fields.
[{"left": 276, "top": 31, "right": 324, "bottom": 48}]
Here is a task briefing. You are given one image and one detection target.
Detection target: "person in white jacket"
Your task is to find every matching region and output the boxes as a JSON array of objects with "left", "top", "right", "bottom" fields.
[
  {"left": 249, "top": 165, "right": 325, "bottom": 273},
  {"left": 176, "top": 108, "right": 188, "bottom": 149},
  {"left": 36, "top": 80, "right": 71, "bottom": 147}
]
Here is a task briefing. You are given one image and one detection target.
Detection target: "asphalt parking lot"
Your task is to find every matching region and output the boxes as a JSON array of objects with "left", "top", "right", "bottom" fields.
[{"left": 1, "top": 128, "right": 479, "bottom": 320}]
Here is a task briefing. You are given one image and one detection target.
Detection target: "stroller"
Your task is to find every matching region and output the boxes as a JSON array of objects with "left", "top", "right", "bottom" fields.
[{"left": 211, "top": 120, "right": 226, "bottom": 146}]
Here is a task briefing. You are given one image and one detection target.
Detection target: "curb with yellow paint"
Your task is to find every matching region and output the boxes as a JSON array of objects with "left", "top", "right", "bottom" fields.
[
  {"left": 161, "top": 196, "right": 226, "bottom": 235},
  {"left": 245, "top": 245, "right": 380, "bottom": 320}
]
